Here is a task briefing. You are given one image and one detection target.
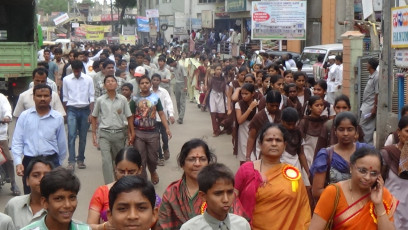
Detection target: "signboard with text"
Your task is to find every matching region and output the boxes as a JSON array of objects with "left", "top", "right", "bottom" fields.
[
  {"left": 392, "top": 6, "right": 408, "bottom": 48},
  {"left": 85, "top": 25, "right": 105, "bottom": 41},
  {"left": 53, "top": 13, "right": 69, "bottom": 26},
  {"left": 251, "top": 1, "right": 306, "bottom": 40},
  {"left": 146, "top": 9, "right": 159, "bottom": 18},
  {"left": 395, "top": 49, "right": 408, "bottom": 67},
  {"left": 226, "top": 0, "right": 246, "bottom": 12}
]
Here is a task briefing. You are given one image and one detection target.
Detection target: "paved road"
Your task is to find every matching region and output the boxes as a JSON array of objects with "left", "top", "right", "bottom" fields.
[{"left": 0, "top": 96, "right": 241, "bottom": 222}]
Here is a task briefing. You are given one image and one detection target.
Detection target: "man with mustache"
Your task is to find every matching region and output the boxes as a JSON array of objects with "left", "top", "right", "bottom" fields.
[{"left": 12, "top": 84, "right": 67, "bottom": 194}]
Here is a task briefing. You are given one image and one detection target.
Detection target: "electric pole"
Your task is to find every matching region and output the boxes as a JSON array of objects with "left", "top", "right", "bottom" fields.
[{"left": 376, "top": 0, "right": 394, "bottom": 148}]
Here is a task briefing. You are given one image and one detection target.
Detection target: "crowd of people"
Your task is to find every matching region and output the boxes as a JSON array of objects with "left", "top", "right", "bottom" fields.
[{"left": 0, "top": 40, "right": 405, "bottom": 230}]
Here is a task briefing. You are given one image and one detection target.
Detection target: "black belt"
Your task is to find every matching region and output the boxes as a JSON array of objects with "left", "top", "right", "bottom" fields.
[{"left": 101, "top": 128, "right": 123, "bottom": 133}]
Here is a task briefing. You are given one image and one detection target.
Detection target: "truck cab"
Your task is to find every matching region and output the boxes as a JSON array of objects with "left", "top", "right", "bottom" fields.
[{"left": 0, "top": 0, "right": 38, "bottom": 106}]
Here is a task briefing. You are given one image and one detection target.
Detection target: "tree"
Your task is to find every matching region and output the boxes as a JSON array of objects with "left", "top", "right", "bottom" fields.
[
  {"left": 114, "top": 0, "right": 137, "bottom": 28},
  {"left": 81, "top": 0, "right": 95, "bottom": 7},
  {"left": 37, "top": 0, "right": 70, "bottom": 14}
]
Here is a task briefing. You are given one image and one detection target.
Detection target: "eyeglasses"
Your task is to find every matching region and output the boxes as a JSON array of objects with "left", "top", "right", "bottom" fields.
[
  {"left": 116, "top": 169, "right": 138, "bottom": 176},
  {"left": 185, "top": 157, "right": 208, "bottom": 164},
  {"left": 355, "top": 166, "right": 379, "bottom": 178}
]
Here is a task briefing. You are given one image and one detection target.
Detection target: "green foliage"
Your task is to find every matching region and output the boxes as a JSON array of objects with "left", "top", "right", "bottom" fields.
[
  {"left": 114, "top": 0, "right": 137, "bottom": 10},
  {"left": 37, "top": 0, "right": 69, "bottom": 14},
  {"left": 81, "top": 0, "right": 95, "bottom": 6},
  {"left": 114, "top": 0, "right": 137, "bottom": 26}
]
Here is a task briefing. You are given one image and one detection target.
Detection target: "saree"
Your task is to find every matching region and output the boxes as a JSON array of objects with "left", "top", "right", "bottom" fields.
[
  {"left": 314, "top": 183, "right": 398, "bottom": 230},
  {"left": 381, "top": 145, "right": 408, "bottom": 229},
  {"left": 157, "top": 178, "right": 247, "bottom": 230},
  {"left": 251, "top": 163, "right": 311, "bottom": 230}
]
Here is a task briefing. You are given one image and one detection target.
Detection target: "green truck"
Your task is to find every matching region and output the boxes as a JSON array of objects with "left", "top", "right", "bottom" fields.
[{"left": 0, "top": 0, "right": 39, "bottom": 106}]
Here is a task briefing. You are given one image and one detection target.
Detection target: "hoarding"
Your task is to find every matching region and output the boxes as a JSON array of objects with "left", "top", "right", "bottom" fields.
[
  {"left": 53, "top": 13, "right": 69, "bottom": 26},
  {"left": 85, "top": 25, "right": 105, "bottom": 41},
  {"left": 392, "top": 6, "right": 408, "bottom": 48},
  {"left": 137, "top": 17, "right": 159, "bottom": 32},
  {"left": 226, "top": 0, "right": 246, "bottom": 12},
  {"left": 146, "top": 9, "right": 160, "bottom": 18},
  {"left": 251, "top": 1, "right": 306, "bottom": 40}
]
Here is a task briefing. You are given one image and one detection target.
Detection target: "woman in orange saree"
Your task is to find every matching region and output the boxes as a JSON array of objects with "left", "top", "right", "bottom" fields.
[
  {"left": 235, "top": 123, "right": 311, "bottom": 229},
  {"left": 310, "top": 147, "right": 398, "bottom": 230}
]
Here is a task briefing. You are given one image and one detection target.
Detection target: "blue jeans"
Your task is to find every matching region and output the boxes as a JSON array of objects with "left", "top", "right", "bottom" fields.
[{"left": 67, "top": 106, "right": 90, "bottom": 163}]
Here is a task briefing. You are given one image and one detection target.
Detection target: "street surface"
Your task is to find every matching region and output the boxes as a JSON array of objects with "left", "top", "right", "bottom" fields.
[{"left": 0, "top": 95, "right": 240, "bottom": 222}]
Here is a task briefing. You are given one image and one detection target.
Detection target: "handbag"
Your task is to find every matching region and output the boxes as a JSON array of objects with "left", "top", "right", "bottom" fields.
[{"left": 324, "top": 183, "right": 340, "bottom": 230}]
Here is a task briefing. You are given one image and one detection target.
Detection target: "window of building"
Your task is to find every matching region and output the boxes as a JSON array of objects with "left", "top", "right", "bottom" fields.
[{"left": 198, "top": 0, "right": 217, "bottom": 3}]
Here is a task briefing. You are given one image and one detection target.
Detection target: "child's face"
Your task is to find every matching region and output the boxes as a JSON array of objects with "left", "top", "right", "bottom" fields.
[
  {"left": 214, "top": 66, "right": 222, "bottom": 76},
  {"left": 284, "top": 73, "right": 294, "bottom": 84},
  {"left": 139, "top": 78, "right": 152, "bottom": 93},
  {"left": 104, "top": 77, "right": 118, "bottom": 91},
  {"left": 108, "top": 189, "right": 158, "bottom": 230},
  {"left": 253, "top": 65, "right": 260, "bottom": 72},
  {"left": 334, "top": 100, "right": 350, "bottom": 114},
  {"left": 244, "top": 76, "right": 255, "bottom": 85},
  {"left": 255, "top": 74, "right": 262, "bottom": 86},
  {"left": 42, "top": 189, "right": 78, "bottom": 226},
  {"left": 121, "top": 86, "right": 132, "bottom": 98},
  {"left": 262, "top": 77, "right": 270, "bottom": 89},
  {"left": 120, "top": 72, "right": 127, "bottom": 79},
  {"left": 266, "top": 102, "right": 280, "bottom": 115},
  {"left": 313, "top": 84, "right": 326, "bottom": 98},
  {"left": 272, "top": 78, "right": 284, "bottom": 94},
  {"left": 26, "top": 162, "right": 52, "bottom": 195},
  {"left": 158, "top": 60, "right": 165, "bottom": 68},
  {"left": 268, "top": 68, "right": 278, "bottom": 75},
  {"left": 120, "top": 62, "right": 127, "bottom": 70},
  {"left": 295, "top": 76, "right": 305, "bottom": 88},
  {"left": 240, "top": 88, "right": 254, "bottom": 102},
  {"left": 310, "top": 99, "right": 324, "bottom": 117},
  {"left": 200, "top": 179, "right": 234, "bottom": 221},
  {"left": 237, "top": 71, "right": 246, "bottom": 81},
  {"left": 288, "top": 86, "right": 297, "bottom": 99},
  {"left": 282, "top": 121, "right": 297, "bottom": 131},
  {"left": 152, "top": 77, "right": 161, "bottom": 88}
]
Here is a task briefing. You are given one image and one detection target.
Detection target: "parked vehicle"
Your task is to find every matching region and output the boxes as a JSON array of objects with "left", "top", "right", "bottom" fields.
[
  {"left": 295, "top": 43, "right": 343, "bottom": 79},
  {"left": 266, "top": 50, "right": 301, "bottom": 62},
  {"left": 0, "top": 0, "right": 39, "bottom": 106}
]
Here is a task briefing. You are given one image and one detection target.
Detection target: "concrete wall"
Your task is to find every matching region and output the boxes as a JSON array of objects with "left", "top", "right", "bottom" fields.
[
  {"left": 321, "top": 0, "right": 336, "bottom": 44},
  {"left": 341, "top": 31, "right": 364, "bottom": 113},
  {"left": 158, "top": 0, "right": 185, "bottom": 16},
  {"left": 187, "top": 0, "right": 217, "bottom": 19},
  {"left": 306, "top": 0, "right": 322, "bottom": 46}
]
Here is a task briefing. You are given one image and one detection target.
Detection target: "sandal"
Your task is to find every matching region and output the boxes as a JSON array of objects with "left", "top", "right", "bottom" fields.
[
  {"left": 11, "top": 184, "right": 21, "bottom": 196},
  {"left": 151, "top": 171, "right": 159, "bottom": 185}
]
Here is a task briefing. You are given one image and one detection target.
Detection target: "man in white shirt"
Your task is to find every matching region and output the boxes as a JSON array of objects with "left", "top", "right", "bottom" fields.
[
  {"left": 151, "top": 73, "right": 175, "bottom": 166},
  {"left": 154, "top": 57, "right": 172, "bottom": 94},
  {"left": 326, "top": 55, "right": 343, "bottom": 104},
  {"left": 63, "top": 60, "right": 95, "bottom": 171},
  {"left": 0, "top": 93, "right": 20, "bottom": 195},
  {"left": 14, "top": 68, "right": 65, "bottom": 118}
]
